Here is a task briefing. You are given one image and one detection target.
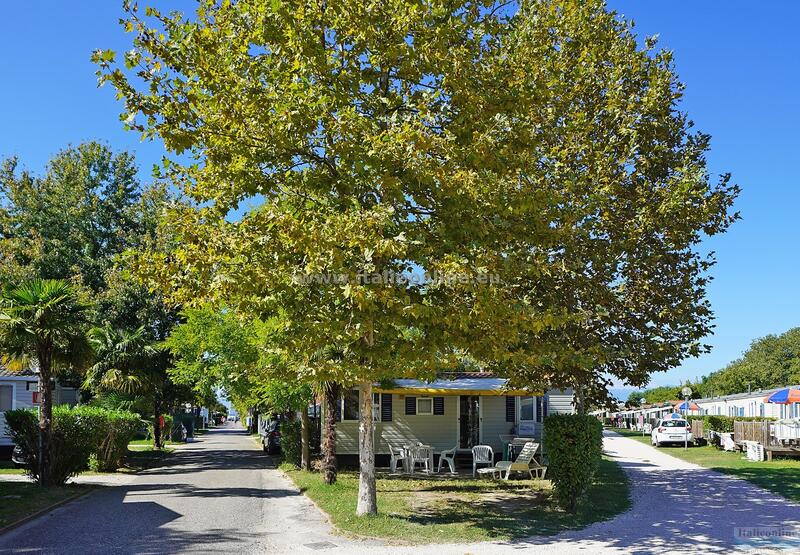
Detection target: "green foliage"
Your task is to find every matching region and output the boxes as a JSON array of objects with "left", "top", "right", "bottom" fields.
[
  {"left": 4, "top": 406, "right": 142, "bottom": 482},
  {"left": 0, "top": 279, "right": 92, "bottom": 376},
  {"left": 163, "top": 307, "right": 258, "bottom": 408},
  {"left": 0, "top": 142, "right": 141, "bottom": 292},
  {"left": 5, "top": 406, "right": 101, "bottom": 485},
  {"left": 697, "top": 328, "right": 800, "bottom": 396},
  {"left": 0, "top": 279, "right": 93, "bottom": 485},
  {"left": 164, "top": 307, "right": 313, "bottom": 416},
  {"left": 98, "top": 0, "right": 738, "bottom": 409},
  {"left": 87, "top": 408, "right": 143, "bottom": 472},
  {"left": 280, "top": 419, "right": 302, "bottom": 469},
  {"left": 544, "top": 414, "right": 603, "bottom": 513},
  {"left": 85, "top": 326, "right": 159, "bottom": 395},
  {"left": 639, "top": 385, "right": 682, "bottom": 404}
]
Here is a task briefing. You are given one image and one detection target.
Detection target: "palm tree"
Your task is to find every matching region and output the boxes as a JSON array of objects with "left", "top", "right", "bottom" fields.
[
  {"left": 85, "top": 326, "right": 168, "bottom": 448},
  {"left": 0, "top": 279, "right": 92, "bottom": 486}
]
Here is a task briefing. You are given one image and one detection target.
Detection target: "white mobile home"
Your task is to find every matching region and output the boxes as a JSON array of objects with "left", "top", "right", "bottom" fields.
[
  {"left": 695, "top": 385, "right": 800, "bottom": 419},
  {"left": 333, "top": 373, "right": 574, "bottom": 466},
  {"left": 1, "top": 366, "right": 81, "bottom": 452},
  {"left": 0, "top": 367, "right": 39, "bottom": 449}
]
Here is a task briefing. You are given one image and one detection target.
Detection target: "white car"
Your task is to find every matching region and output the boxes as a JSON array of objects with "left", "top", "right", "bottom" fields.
[{"left": 651, "top": 417, "right": 693, "bottom": 447}]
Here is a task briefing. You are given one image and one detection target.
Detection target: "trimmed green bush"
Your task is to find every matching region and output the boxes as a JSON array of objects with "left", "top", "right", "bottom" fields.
[
  {"left": 5, "top": 406, "right": 102, "bottom": 484},
  {"left": 279, "top": 419, "right": 302, "bottom": 468},
  {"left": 4, "top": 406, "right": 142, "bottom": 483},
  {"left": 88, "top": 408, "right": 143, "bottom": 472},
  {"left": 543, "top": 414, "right": 603, "bottom": 513}
]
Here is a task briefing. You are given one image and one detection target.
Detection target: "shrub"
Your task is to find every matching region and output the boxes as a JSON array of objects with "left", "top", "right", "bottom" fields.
[
  {"left": 87, "top": 408, "right": 142, "bottom": 472},
  {"left": 543, "top": 414, "right": 603, "bottom": 513},
  {"left": 4, "top": 406, "right": 142, "bottom": 483},
  {"left": 5, "top": 406, "right": 103, "bottom": 485},
  {"left": 279, "top": 419, "right": 302, "bottom": 468}
]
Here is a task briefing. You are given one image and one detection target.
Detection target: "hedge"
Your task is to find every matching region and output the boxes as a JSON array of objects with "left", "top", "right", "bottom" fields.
[
  {"left": 4, "top": 406, "right": 143, "bottom": 484},
  {"left": 279, "top": 419, "right": 302, "bottom": 468},
  {"left": 543, "top": 414, "right": 603, "bottom": 513},
  {"left": 90, "top": 408, "right": 143, "bottom": 471}
]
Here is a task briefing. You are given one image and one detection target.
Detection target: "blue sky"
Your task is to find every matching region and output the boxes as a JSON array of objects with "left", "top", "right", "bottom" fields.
[{"left": 1, "top": 2, "right": 797, "bottom": 390}]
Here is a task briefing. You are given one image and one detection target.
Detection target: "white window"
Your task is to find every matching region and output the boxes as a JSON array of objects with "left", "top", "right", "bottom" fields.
[
  {"left": 342, "top": 389, "right": 359, "bottom": 420},
  {"left": 0, "top": 385, "right": 12, "bottom": 412},
  {"left": 520, "top": 396, "right": 535, "bottom": 421},
  {"left": 372, "top": 392, "right": 381, "bottom": 422},
  {"left": 416, "top": 397, "right": 433, "bottom": 415}
]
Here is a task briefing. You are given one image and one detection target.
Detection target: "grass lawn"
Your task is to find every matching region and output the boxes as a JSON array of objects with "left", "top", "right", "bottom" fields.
[
  {"left": 610, "top": 428, "right": 800, "bottom": 503},
  {"left": 0, "top": 461, "right": 25, "bottom": 475},
  {"left": 282, "top": 457, "right": 629, "bottom": 544},
  {"left": 128, "top": 439, "right": 177, "bottom": 449},
  {"left": 0, "top": 482, "right": 90, "bottom": 529}
]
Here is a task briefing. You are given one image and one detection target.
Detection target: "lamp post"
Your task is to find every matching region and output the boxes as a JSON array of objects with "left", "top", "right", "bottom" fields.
[
  {"left": 640, "top": 397, "right": 647, "bottom": 436},
  {"left": 681, "top": 386, "right": 693, "bottom": 450}
]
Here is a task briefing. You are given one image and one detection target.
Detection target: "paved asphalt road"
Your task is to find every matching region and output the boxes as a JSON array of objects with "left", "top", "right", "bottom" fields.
[{"left": 0, "top": 423, "right": 361, "bottom": 554}]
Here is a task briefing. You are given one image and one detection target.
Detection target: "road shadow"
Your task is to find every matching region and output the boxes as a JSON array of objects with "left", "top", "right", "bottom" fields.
[{"left": 0, "top": 426, "right": 286, "bottom": 555}]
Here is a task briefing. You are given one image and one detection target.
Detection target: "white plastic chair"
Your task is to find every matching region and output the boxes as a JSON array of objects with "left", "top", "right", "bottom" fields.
[
  {"left": 471, "top": 445, "right": 494, "bottom": 477},
  {"left": 408, "top": 444, "right": 432, "bottom": 474},
  {"left": 438, "top": 445, "right": 457, "bottom": 474},
  {"left": 387, "top": 442, "right": 407, "bottom": 473}
]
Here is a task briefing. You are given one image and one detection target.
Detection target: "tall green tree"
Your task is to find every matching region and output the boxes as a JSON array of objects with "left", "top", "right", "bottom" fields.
[
  {"left": 0, "top": 279, "right": 92, "bottom": 486},
  {"left": 0, "top": 142, "right": 141, "bottom": 292},
  {"left": 1, "top": 143, "right": 190, "bottom": 435},
  {"left": 98, "top": 0, "right": 737, "bottom": 515}
]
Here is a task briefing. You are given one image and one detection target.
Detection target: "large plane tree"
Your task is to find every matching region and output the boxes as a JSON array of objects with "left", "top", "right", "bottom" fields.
[{"left": 96, "top": 0, "right": 737, "bottom": 515}]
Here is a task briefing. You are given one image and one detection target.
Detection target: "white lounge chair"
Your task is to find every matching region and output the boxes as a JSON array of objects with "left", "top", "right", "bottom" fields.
[
  {"left": 438, "top": 445, "right": 457, "bottom": 474},
  {"left": 493, "top": 441, "right": 546, "bottom": 480},
  {"left": 471, "top": 445, "right": 494, "bottom": 477}
]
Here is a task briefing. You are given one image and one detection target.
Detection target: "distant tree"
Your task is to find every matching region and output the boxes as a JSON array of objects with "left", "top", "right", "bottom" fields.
[
  {"left": 0, "top": 279, "right": 92, "bottom": 485},
  {"left": 626, "top": 391, "right": 645, "bottom": 407},
  {"left": 164, "top": 306, "right": 315, "bottom": 467},
  {"left": 700, "top": 328, "right": 800, "bottom": 395}
]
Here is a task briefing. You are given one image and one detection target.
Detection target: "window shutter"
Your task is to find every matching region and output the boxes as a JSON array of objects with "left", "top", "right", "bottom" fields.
[
  {"left": 405, "top": 396, "right": 416, "bottom": 415},
  {"left": 535, "top": 397, "right": 543, "bottom": 423},
  {"left": 334, "top": 399, "right": 341, "bottom": 422},
  {"left": 381, "top": 394, "right": 392, "bottom": 421},
  {"left": 433, "top": 397, "right": 444, "bottom": 415},
  {"left": 505, "top": 396, "right": 515, "bottom": 422}
]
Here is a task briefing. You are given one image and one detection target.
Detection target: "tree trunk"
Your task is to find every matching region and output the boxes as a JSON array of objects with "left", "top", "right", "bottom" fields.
[
  {"left": 37, "top": 358, "right": 53, "bottom": 487},
  {"left": 153, "top": 398, "right": 162, "bottom": 450},
  {"left": 322, "top": 381, "right": 339, "bottom": 485},
  {"left": 575, "top": 385, "right": 586, "bottom": 415},
  {"left": 301, "top": 405, "right": 311, "bottom": 471},
  {"left": 356, "top": 380, "right": 377, "bottom": 516}
]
